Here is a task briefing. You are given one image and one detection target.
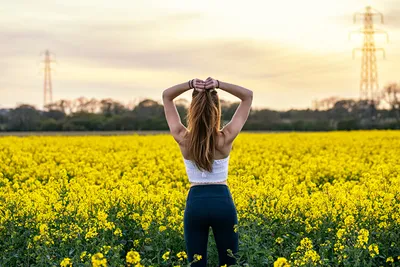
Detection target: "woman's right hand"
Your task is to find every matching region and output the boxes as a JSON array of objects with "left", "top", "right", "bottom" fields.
[{"left": 205, "top": 77, "right": 218, "bottom": 90}]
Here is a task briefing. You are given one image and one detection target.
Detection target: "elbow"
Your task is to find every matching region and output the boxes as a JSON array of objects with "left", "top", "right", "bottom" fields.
[
  {"left": 162, "top": 90, "right": 170, "bottom": 101},
  {"left": 246, "top": 90, "right": 253, "bottom": 101}
]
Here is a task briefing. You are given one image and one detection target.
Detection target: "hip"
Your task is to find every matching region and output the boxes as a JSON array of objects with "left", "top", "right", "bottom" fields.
[{"left": 184, "top": 184, "right": 237, "bottom": 219}]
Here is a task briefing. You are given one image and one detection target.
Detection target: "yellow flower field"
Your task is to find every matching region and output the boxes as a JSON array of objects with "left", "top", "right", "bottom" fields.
[{"left": 0, "top": 131, "right": 399, "bottom": 266}]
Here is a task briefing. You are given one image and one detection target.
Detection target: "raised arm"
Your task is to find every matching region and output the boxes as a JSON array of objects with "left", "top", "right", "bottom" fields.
[
  {"left": 205, "top": 77, "right": 253, "bottom": 145},
  {"left": 162, "top": 78, "right": 205, "bottom": 144}
]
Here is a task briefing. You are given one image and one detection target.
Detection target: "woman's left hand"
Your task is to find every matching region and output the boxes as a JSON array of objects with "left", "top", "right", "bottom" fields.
[{"left": 192, "top": 78, "right": 206, "bottom": 92}]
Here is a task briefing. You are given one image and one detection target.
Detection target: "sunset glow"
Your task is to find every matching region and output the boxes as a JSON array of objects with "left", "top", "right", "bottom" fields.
[{"left": 1, "top": 0, "right": 399, "bottom": 110}]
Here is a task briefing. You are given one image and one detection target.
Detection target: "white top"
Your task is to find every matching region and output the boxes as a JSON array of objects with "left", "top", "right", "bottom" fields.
[{"left": 183, "top": 155, "right": 230, "bottom": 183}]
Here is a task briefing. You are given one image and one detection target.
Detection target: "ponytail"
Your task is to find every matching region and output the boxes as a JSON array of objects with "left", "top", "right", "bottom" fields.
[{"left": 184, "top": 89, "right": 221, "bottom": 172}]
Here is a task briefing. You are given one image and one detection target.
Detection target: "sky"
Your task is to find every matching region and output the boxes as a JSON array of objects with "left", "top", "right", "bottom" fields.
[{"left": 0, "top": 0, "right": 399, "bottom": 111}]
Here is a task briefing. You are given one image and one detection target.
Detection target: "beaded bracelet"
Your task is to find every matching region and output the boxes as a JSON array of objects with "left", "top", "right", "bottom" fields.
[{"left": 189, "top": 79, "right": 194, "bottom": 89}]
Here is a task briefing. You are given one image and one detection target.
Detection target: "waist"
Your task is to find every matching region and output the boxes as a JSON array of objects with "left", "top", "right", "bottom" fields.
[
  {"left": 187, "top": 183, "right": 231, "bottom": 198},
  {"left": 187, "top": 173, "right": 228, "bottom": 185},
  {"left": 190, "top": 180, "right": 228, "bottom": 188}
]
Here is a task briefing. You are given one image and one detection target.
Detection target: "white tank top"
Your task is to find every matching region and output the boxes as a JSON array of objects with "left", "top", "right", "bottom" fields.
[{"left": 183, "top": 155, "right": 230, "bottom": 183}]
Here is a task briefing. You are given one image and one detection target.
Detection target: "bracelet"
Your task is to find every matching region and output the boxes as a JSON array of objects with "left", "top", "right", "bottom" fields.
[
  {"left": 216, "top": 80, "right": 220, "bottom": 88},
  {"left": 190, "top": 79, "right": 194, "bottom": 89},
  {"left": 188, "top": 80, "right": 192, "bottom": 89}
]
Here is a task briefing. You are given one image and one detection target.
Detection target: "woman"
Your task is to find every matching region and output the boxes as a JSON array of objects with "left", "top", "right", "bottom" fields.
[{"left": 162, "top": 77, "right": 253, "bottom": 266}]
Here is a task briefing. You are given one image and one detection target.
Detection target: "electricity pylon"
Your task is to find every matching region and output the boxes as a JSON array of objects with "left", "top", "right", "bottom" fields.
[
  {"left": 350, "top": 6, "right": 389, "bottom": 105},
  {"left": 41, "top": 49, "right": 56, "bottom": 109}
]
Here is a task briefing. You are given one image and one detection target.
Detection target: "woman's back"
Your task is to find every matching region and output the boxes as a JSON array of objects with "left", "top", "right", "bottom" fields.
[{"left": 179, "top": 131, "right": 231, "bottom": 161}]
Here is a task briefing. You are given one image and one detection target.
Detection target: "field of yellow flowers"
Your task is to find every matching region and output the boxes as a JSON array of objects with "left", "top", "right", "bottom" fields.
[{"left": 0, "top": 131, "right": 399, "bottom": 267}]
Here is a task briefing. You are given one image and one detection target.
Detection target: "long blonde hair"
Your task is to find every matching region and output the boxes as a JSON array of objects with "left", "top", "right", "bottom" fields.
[{"left": 184, "top": 89, "right": 221, "bottom": 172}]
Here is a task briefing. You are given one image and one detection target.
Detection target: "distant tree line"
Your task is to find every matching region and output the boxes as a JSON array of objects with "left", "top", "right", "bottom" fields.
[{"left": 0, "top": 84, "right": 399, "bottom": 132}]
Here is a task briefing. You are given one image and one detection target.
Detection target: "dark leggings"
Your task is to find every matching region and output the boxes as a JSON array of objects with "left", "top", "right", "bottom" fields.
[{"left": 184, "top": 184, "right": 239, "bottom": 266}]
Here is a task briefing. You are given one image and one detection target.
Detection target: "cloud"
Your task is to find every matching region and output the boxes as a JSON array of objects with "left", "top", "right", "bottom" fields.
[
  {"left": 62, "top": 12, "right": 205, "bottom": 33},
  {"left": 0, "top": 11, "right": 204, "bottom": 56},
  {"left": 58, "top": 38, "right": 320, "bottom": 84},
  {"left": 0, "top": 23, "right": 292, "bottom": 77},
  {"left": 0, "top": 20, "right": 357, "bottom": 91}
]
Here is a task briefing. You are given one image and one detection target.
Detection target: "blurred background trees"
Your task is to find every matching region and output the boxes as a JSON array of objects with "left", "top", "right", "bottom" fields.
[{"left": 0, "top": 84, "right": 399, "bottom": 132}]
